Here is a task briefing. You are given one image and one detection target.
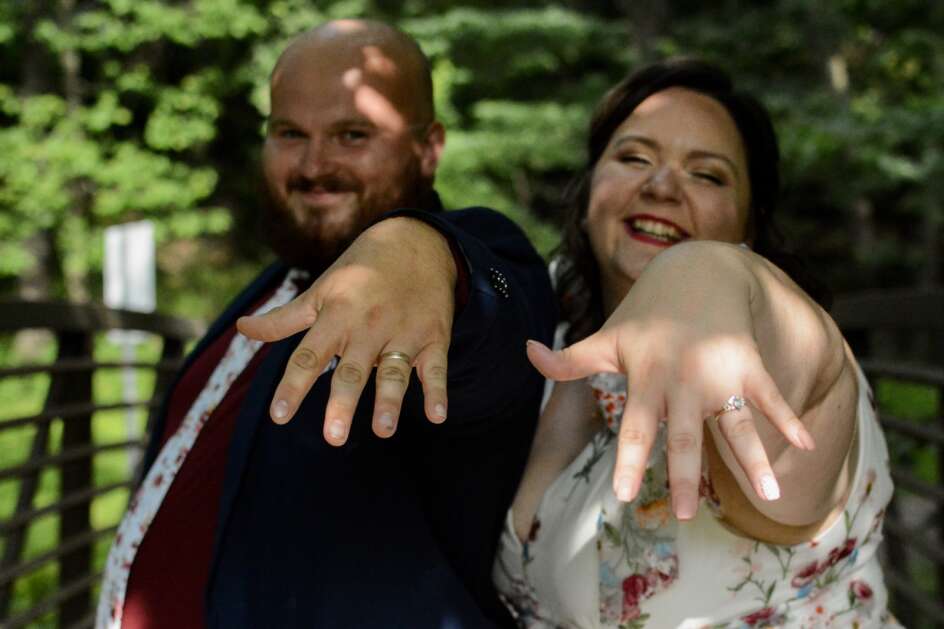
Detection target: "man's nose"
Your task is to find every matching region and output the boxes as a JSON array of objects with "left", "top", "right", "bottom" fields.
[
  {"left": 296, "top": 137, "right": 334, "bottom": 178},
  {"left": 641, "top": 166, "right": 681, "bottom": 203}
]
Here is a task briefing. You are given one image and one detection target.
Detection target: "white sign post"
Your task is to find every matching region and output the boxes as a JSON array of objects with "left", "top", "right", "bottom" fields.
[{"left": 104, "top": 221, "right": 156, "bottom": 474}]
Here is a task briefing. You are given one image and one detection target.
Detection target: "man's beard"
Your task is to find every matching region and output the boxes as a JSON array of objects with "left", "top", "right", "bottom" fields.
[{"left": 260, "top": 167, "right": 429, "bottom": 275}]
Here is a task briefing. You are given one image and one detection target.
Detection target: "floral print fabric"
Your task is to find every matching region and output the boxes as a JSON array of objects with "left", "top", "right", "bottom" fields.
[
  {"left": 95, "top": 269, "right": 310, "bottom": 629},
  {"left": 494, "top": 363, "right": 900, "bottom": 628}
]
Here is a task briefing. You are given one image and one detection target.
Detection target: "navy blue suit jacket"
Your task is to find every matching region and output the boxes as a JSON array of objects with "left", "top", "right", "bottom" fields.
[{"left": 141, "top": 205, "right": 556, "bottom": 628}]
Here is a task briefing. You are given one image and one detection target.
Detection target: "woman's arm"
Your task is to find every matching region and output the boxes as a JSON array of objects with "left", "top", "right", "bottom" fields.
[
  {"left": 703, "top": 245, "right": 857, "bottom": 536},
  {"left": 527, "top": 240, "right": 857, "bottom": 532}
]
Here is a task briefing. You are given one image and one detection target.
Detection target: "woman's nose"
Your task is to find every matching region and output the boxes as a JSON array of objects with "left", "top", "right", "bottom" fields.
[{"left": 641, "top": 166, "right": 681, "bottom": 203}]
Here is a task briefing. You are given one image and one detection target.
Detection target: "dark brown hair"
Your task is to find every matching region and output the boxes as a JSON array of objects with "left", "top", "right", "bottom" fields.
[{"left": 556, "top": 58, "right": 830, "bottom": 343}]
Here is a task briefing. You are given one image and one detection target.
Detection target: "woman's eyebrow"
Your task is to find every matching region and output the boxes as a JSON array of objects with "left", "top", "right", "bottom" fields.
[
  {"left": 612, "top": 134, "right": 658, "bottom": 150},
  {"left": 688, "top": 150, "right": 741, "bottom": 181}
]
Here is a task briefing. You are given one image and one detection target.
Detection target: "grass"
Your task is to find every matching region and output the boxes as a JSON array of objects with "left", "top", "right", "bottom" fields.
[
  {"left": 1, "top": 333, "right": 160, "bottom": 627},
  {"left": 876, "top": 377, "right": 940, "bottom": 485}
]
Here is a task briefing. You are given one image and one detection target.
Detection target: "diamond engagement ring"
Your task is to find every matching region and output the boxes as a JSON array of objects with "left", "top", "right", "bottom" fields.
[{"left": 715, "top": 395, "right": 747, "bottom": 419}]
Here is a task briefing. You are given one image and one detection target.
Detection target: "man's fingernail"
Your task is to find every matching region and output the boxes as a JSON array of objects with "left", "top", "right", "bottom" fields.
[
  {"left": 379, "top": 413, "right": 395, "bottom": 431},
  {"left": 328, "top": 420, "right": 346, "bottom": 440},
  {"left": 760, "top": 474, "right": 780, "bottom": 501},
  {"left": 434, "top": 404, "right": 447, "bottom": 420},
  {"left": 272, "top": 399, "right": 289, "bottom": 422},
  {"left": 616, "top": 477, "right": 634, "bottom": 501}
]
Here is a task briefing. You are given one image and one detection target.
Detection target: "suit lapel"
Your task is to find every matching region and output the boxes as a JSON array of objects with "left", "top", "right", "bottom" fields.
[{"left": 140, "top": 263, "right": 287, "bottom": 473}]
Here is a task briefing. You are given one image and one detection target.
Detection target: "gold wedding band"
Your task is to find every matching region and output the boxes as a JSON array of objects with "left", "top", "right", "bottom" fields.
[{"left": 379, "top": 351, "right": 413, "bottom": 365}]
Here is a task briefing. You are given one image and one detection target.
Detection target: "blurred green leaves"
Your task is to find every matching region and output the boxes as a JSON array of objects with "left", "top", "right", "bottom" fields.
[{"left": 0, "top": 0, "right": 941, "bottom": 316}]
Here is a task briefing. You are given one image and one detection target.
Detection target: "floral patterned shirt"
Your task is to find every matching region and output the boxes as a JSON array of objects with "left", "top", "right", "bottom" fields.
[{"left": 494, "top": 345, "right": 901, "bottom": 628}]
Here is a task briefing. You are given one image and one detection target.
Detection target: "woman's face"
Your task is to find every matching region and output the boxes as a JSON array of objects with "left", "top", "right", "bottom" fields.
[{"left": 586, "top": 87, "right": 751, "bottom": 309}]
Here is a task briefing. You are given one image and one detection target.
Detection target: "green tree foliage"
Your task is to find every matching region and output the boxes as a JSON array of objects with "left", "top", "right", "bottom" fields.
[{"left": 0, "top": 0, "right": 941, "bottom": 319}]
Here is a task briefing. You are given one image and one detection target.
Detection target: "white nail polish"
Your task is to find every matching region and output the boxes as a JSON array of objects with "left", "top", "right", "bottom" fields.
[
  {"left": 379, "top": 413, "right": 394, "bottom": 430},
  {"left": 616, "top": 478, "right": 633, "bottom": 501},
  {"left": 760, "top": 474, "right": 780, "bottom": 501},
  {"left": 328, "top": 421, "right": 345, "bottom": 440},
  {"left": 272, "top": 400, "right": 289, "bottom": 420}
]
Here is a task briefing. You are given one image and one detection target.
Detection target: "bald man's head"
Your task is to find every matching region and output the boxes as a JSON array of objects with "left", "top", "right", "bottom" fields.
[
  {"left": 272, "top": 19, "right": 435, "bottom": 126},
  {"left": 260, "top": 19, "right": 445, "bottom": 272}
]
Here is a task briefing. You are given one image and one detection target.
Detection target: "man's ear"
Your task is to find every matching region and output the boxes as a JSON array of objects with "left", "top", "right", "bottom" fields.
[{"left": 418, "top": 121, "right": 445, "bottom": 179}]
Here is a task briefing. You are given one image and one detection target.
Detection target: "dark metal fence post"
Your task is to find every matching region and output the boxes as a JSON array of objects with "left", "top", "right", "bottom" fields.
[
  {"left": 56, "top": 330, "right": 94, "bottom": 628},
  {"left": 0, "top": 300, "right": 203, "bottom": 628}
]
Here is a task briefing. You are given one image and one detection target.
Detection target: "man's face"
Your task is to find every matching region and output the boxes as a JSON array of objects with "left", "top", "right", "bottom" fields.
[{"left": 261, "top": 42, "right": 442, "bottom": 270}]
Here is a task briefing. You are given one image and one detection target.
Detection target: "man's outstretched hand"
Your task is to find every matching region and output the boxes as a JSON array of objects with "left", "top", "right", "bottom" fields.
[{"left": 237, "top": 217, "right": 457, "bottom": 446}]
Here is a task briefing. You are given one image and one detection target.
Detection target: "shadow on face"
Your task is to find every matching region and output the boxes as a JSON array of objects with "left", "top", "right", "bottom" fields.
[
  {"left": 260, "top": 20, "right": 444, "bottom": 273},
  {"left": 585, "top": 87, "right": 752, "bottom": 311}
]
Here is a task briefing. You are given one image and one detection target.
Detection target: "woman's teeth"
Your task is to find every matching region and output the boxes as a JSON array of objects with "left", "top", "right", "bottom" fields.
[{"left": 629, "top": 218, "right": 684, "bottom": 242}]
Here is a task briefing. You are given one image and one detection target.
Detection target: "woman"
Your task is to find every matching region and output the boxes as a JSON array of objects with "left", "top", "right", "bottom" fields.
[{"left": 494, "top": 60, "right": 900, "bottom": 628}]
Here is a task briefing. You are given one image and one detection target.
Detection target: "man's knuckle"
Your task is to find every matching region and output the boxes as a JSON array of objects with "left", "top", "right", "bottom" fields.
[
  {"left": 378, "top": 365, "right": 409, "bottom": 384},
  {"left": 365, "top": 304, "right": 384, "bottom": 327},
  {"left": 424, "top": 365, "right": 448, "bottom": 382},
  {"left": 428, "top": 321, "right": 450, "bottom": 340},
  {"left": 292, "top": 348, "right": 320, "bottom": 370},
  {"left": 336, "top": 362, "right": 365, "bottom": 385}
]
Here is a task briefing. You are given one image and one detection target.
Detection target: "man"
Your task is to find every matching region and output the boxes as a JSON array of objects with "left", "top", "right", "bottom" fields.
[{"left": 95, "top": 19, "right": 555, "bottom": 629}]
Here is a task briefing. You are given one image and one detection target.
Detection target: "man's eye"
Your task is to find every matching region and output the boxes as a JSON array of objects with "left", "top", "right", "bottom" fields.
[
  {"left": 276, "top": 128, "right": 304, "bottom": 140},
  {"left": 339, "top": 129, "right": 369, "bottom": 143}
]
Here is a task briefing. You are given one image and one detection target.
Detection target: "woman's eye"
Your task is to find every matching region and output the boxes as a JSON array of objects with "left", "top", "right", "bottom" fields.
[
  {"left": 694, "top": 172, "right": 724, "bottom": 185},
  {"left": 618, "top": 154, "right": 650, "bottom": 165}
]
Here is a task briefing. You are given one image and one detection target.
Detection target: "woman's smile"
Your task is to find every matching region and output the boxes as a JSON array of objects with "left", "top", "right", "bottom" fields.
[{"left": 624, "top": 214, "right": 691, "bottom": 247}]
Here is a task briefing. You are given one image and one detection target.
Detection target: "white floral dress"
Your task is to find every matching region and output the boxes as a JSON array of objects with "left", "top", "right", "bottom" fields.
[{"left": 493, "top": 357, "right": 901, "bottom": 628}]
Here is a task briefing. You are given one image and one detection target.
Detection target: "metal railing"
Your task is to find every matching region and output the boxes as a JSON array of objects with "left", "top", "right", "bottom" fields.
[
  {"left": 0, "top": 301, "right": 202, "bottom": 629},
  {"left": 0, "top": 291, "right": 941, "bottom": 628},
  {"left": 832, "top": 288, "right": 944, "bottom": 628}
]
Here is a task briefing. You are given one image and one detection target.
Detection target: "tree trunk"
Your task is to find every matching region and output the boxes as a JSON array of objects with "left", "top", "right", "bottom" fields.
[
  {"left": 58, "top": 0, "right": 92, "bottom": 303},
  {"left": 618, "top": 0, "right": 669, "bottom": 61},
  {"left": 12, "top": 230, "right": 58, "bottom": 360},
  {"left": 852, "top": 196, "right": 877, "bottom": 285}
]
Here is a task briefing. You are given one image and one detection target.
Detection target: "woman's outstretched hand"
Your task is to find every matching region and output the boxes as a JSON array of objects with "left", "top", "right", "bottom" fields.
[{"left": 527, "top": 242, "right": 816, "bottom": 521}]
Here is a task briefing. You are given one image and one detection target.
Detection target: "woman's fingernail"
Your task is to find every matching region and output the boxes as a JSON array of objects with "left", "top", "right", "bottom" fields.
[
  {"left": 379, "top": 413, "right": 395, "bottom": 431},
  {"left": 673, "top": 493, "right": 696, "bottom": 520},
  {"left": 272, "top": 399, "right": 289, "bottom": 422},
  {"left": 434, "top": 404, "right": 447, "bottom": 421},
  {"left": 616, "top": 477, "right": 634, "bottom": 501},
  {"left": 797, "top": 426, "right": 816, "bottom": 451},
  {"left": 760, "top": 474, "right": 780, "bottom": 501}
]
